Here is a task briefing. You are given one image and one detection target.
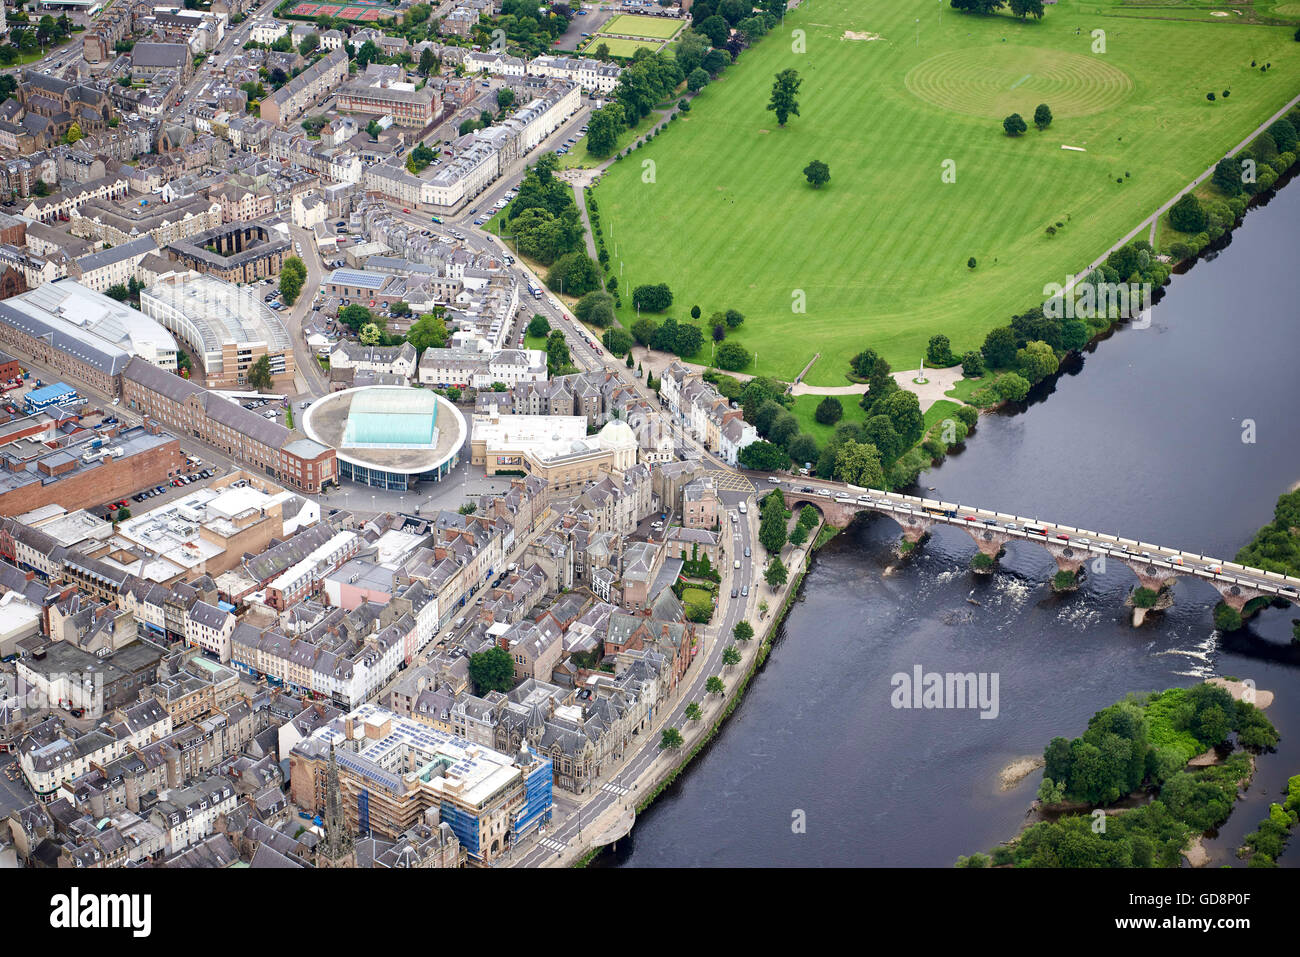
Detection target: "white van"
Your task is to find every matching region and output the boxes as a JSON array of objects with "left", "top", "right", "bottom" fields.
[{"left": 737, "top": 501, "right": 747, "bottom": 514}]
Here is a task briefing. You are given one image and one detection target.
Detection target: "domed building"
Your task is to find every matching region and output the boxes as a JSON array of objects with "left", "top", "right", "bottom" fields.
[
  {"left": 470, "top": 410, "right": 641, "bottom": 493},
  {"left": 595, "top": 418, "right": 638, "bottom": 471}
]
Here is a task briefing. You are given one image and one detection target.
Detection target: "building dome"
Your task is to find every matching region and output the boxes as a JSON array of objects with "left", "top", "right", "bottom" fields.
[{"left": 596, "top": 419, "right": 637, "bottom": 451}]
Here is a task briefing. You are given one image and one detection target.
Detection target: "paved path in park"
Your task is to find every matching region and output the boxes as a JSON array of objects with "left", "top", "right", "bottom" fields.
[
  {"left": 634, "top": 347, "right": 961, "bottom": 412},
  {"left": 1070, "top": 89, "right": 1300, "bottom": 288}
]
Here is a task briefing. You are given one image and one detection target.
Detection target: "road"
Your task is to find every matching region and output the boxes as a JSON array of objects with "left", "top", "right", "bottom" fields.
[
  {"left": 286, "top": 224, "right": 331, "bottom": 397},
  {"left": 512, "top": 487, "right": 759, "bottom": 867}
]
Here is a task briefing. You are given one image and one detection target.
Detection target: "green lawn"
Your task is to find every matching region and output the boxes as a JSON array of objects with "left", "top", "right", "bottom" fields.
[
  {"left": 525, "top": 333, "right": 549, "bottom": 352},
  {"left": 601, "top": 14, "right": 685, "bottom": 40},
  {"left": 560, "top": 110, "right": 662, "bottom": 169},
  {"left": 581, "top": 36, "right": 664, "bottom": 58},
  {"left": 680, "top": 586, "right": 714, "bottom": 609},
  {"left": 943, "top": 375, "right": 986, "bottom": 403},
  {"left": 924, "top": 400, "right": 964, "bottom": 433},
  {"left": 791, "top": 393, "right": 867, "bottom": 446},
  {"left": 594, "top": 0, "right": 1300, "bottom": 385}
]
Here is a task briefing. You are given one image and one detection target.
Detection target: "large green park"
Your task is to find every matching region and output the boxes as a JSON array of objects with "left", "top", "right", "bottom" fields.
[{"left": 593, "top": 0, "right": 1300, "bottom": 385}]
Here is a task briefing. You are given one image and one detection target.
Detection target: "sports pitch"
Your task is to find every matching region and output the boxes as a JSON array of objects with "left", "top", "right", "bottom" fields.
[
  {"left": 581, "top": 36, "right": 664, "bottom": 58},
  {"left": 601, "top": 14, "right": 686, "bottom": 40},
  {"left": 594, "top": 0, "right": 1300, "bottom": 385}
]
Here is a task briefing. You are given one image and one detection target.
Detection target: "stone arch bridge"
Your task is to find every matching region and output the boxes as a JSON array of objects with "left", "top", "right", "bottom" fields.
[{"left": 779, "top": 484, "right": 1298, "bottom": 617}]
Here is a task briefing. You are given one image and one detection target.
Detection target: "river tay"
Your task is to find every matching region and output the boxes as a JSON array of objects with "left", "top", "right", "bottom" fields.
[{"left": 599, "top": 179, "right": 1300, "bottom": 868}]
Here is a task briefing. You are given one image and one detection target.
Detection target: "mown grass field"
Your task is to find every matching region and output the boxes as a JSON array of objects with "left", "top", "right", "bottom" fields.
[
  {"left": 580, "top": 36, "right": 664, "bottom": 58},
  {"left": 601, "top": 14, "right": 685, "bottom": 40},
  {"left": 594, "top": 0, "right": 1300, "bottom": 385},
  {"left": 790, "top": 393, "right": 867, "bottom": 447}
]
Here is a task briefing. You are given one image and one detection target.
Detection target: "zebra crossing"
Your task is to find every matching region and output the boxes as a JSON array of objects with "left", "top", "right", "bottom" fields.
[
  {"left": 537, "top": 835, "right": 567, "bottom": 853},
  {"left": 601, "top": 781, "right": 630, "bottom": 797}
]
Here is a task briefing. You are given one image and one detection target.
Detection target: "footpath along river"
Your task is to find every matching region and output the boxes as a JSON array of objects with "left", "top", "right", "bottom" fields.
[{"left": 597, "top": 180, "right": 1300, "bottom": 867}]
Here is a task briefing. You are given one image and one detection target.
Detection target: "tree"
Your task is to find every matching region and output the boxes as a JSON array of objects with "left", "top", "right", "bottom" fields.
[
  {"left": 961, "top": 351, "right": 985, "bottom": 378},
  {"left": 105, "top": 284, "right": 130, "bottom": 302},
  {"left": 64, "top": 122, "right": 83, "bottom": 144},
  {"left": 685, "top": 702, "right": 703, "bottom": 721},
  {"left": 698, "top": 14, "right": 729, "bottom": 46},
  {"left": 1212, "top": 157, "right": 1242, "bottom": 196},
  {"left": 765, "top": 556, "right": 788, "bottom": 588},
  {"left": 687, "top": 66, "right": 710, "bottom": 92},
  {"left": 632, "top": 283, "right": 673, "bottom": 312},
  {"left": 496, "top": 87, "right": 515, "bottom": 111},
  {"left": 602, "top": 327, "right": 634, "bottom": 356},
  {"left": 546, "top": 252, "right": 602, "bottom": 297},
  {"left": 356, "top": 39, "right": 381, "bottom": 69},
  {"left": 299, "top": 33, "right": 319, "bottom": 56},
  {"left": 359, "top": 323, "right": 382, "bottom": 345},
  {"left": 1009, "top": 0, "right": 1045, "bottom": 17},
  {"left": 279, "top": 256, "right": 306, "bottom": 305},
  {"left": 338, "top": 304, "right": 373, "bottom": 332},
  {"left": 981, "top": 326, "right": 1018, "bottom": 369},
  {"left": 527, "top": 314, "right": 551, "bottom": 338},
  {"left": 768, "top": 411, "right": 799, "bottom": 448},
  {"left": 759, "top": 500, "right": 788, "bottom": 553},
  {"left": 586, "top": 102, "right": 624, "bottom": 158},
  {"left": 993, "top": 371, "right": 1031, "bottom": 402},
  {"left": 1206, "top": 91, "right": 1216, "bottom": 103},
  {"left": 786, "top": 433, "right": 819, "bottom": 468},
  {"left": 706, "top": 676, "right": 725, "bottom": 697},
  {"left": 814, "top": 396, "right": 843, "bottom": 425},
  {"left": 738, "top": 440, "right": 789, "bottom": 472},
  {"left": 788, "top": 523, "right": 808, "bottom": 546},
  {"left": 1033, "top": 103, "right": 1052, "bottom": 131},
  {"left": 767, "top": 69, "right": 802, "bottom": 127},
  {"left": 926, "top": 334, "right": 954, "bottom": 367},
  {"left": 833, "top": 440, "right": 884, "bottom": 488},
  {"left": 247, "top": 355, "right": 274, "bottom": 391},
  {"left": 574, "top": 290, "right": 615, "bottom": 326},
  {"left": 366, "top": 119, "right": 383, "bottom": 140},
  {"left": 877, "top": 390, "right": 924, "bottom": 447},
  {"left": 1170, "top": 192, "right": 1206, "bottom": 233},
  {"left": 546, "top": 330, "right": 572, "bottom": 374},
  {"left": 469, "top": 646, "right": 514, "bottom": 694},
  {"left": 724, "top": 309, "right": 745, "bottom": 329},
  {"left": 407, "top": 313, "right": 448, "bottom": 352},
  {"left": 115, "top": 507, "right": 131, "bottom": 522},
  {"left": 660, "top": 727, "right": 684, "bottom": 749},
  {"left": 631, "top": 317, "right": 659, "bottom": 346},
  {"left": 733, "top": 621, "right": 754, "bottom": 642},
  {"left": 418, "top": 47, "right": 438, "bottom": 76},
  {"left": 803, "top": 159, "right": 830, "bottom": 188},
  {"left": 715, "top": 341, "right": 751, "bottom": 371},
  {"left": 1269, "top": 118, "right": 1297, "bottom": 153},
  {"left": 1003, "top": 113, "right": 1027, "bottom": 136}
]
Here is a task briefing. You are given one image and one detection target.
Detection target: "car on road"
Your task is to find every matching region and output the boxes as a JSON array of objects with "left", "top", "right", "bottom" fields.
[
  {"left": 741, "top": 585, "right": 749, "bottom": 597},
  {"left": 731, "top": 587, "right": 738, "bottom": 598}
]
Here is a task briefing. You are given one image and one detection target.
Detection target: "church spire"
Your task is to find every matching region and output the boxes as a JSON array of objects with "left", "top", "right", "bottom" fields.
[{"left": 322, "top": 740, "right": 353, "bottom": 866}]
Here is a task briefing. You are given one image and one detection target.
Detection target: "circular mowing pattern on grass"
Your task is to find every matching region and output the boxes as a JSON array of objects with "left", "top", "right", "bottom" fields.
[{"left": 904, "top": 46, "right": 1134, "bottom": 119}]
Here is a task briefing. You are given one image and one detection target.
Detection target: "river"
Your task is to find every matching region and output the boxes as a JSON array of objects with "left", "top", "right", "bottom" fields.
[{"left": 599, "top": 180, "right": 1300, "bottom": 867}]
